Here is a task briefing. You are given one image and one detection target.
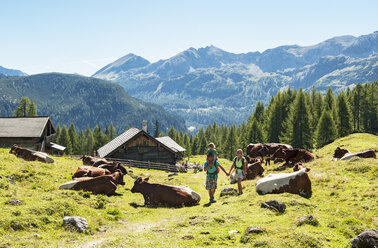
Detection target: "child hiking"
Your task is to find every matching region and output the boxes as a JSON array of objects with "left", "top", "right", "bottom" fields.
[
  {"left": 206, "top": 143, "right": 218, "bottom": 162},
  {"left": 204, "top": 152, "right": 228, "bottom": 203},
  {"left": 228, "top": 149, "right": 248, "bottom": 195}
]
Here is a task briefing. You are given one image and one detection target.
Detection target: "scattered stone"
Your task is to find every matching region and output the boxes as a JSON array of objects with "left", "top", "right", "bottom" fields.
[
  {"left": 295, "top": 215, "right": 319, "bottom": 226},
  {"left": 182, "top": 235, "right": 194, "bottom": 240},
  {"left": 8, "top": 199, "right": 23, "bottom": 205},
  {"left": 244, "top": 227, "right": 264, "bottom": 234},
  {"left": 168, "top": 173, "right": 178, "bottom": 177},
  {"left": 63, "top": 216, "right": 88, "bottom": 232},
  {"left": 351, "top": 229, "right": 378, "bottom": 248},
  {"left": 31, "top": 233, "right": 40, "bottom": 238},
  {"left": 222, "top": 202, "right": 229, "bottom": 205},
  {"left": 228, "top": 230, "right": 240, "bottom": 234},
  {"left": 200, "top": 231, "right": 210, "bottom": 235},
  {"left": 261, "top": 200, "right": 286, "bottom": 213},
  {"left": 220, "top": 187, "right": 238, "bottom": 197}
]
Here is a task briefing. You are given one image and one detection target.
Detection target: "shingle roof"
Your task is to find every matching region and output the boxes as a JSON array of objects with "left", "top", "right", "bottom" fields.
[
  {"left": 156, "top": 136, "right": 186, "bottom": 153},
  {"left": 0, "top": 117, "right": 50, "bottom": 138},
  {"left": 97, "top": 127, "right": 142, "bottom": 158}
]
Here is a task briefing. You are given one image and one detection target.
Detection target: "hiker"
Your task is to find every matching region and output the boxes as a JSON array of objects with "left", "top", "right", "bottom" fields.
[
  {"left": 207, "top": 143, "right": 218, "bottom": 162},
  {"left": 228, "top": 149, "right": 248, "bottom": 195},
  {"left": 204, "top": 152, "right": 228, "bottom": 203}
]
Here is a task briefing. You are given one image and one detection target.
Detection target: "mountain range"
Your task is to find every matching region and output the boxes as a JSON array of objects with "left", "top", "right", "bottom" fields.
[
  {"left": 93, "top": 31, "right": 378, "bottom": 129},
  {"left": 0, "top": 73, "right": 186, "bottom": 132},
  {"left": 0, "top": 65, "right": 27, "bottom": 77}
]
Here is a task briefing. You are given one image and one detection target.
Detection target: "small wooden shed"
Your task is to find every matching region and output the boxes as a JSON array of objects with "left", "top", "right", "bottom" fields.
[
  {"left": 0, "top": 116, "right": 58, "bottom": 152},
  {"left": 97, "top": 127, "right": 185, "bottom": 165}
]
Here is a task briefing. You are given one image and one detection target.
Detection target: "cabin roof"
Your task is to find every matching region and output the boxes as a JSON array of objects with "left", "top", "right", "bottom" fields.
[
  {"left": 97, "top": 127, "right": 184, "bottom": 158},
  {"left": 0, "top": 117, "right": 53, "bottom": 138},
  {"left": 156, "top": 136, "right": 186, "bottom": 153}
]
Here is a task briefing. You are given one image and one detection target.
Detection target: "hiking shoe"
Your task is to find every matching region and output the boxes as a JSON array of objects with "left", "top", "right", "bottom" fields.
[{"left": 238, "top": 192, "right": 243, "bottom": 195}]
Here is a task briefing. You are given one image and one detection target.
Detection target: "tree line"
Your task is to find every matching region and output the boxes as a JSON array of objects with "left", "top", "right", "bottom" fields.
[{"left": 166, "top": 82, "right": 377, "bottom": 160}]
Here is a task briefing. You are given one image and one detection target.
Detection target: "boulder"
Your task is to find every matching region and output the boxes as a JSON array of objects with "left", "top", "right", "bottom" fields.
[
  {"left": 63, "top": 216, "right": 88, "bottom": 232},
  {"left": 351, "top": 229, "right": 378, "bottom": 248},
  {"left": 245, "top": 227, "right": 264, "bottom": 234},
  {"left": 220, "top": 187, "right": 238, "bottom": 197},
  {"left": 261, "top": 200, "right": 286, "bottom": 213},
  {"left": 295, "top": 215, "right": 318, "bottom": 226},
  {"left": 8, "top": 199, "right": 23, "bottom": 205}
]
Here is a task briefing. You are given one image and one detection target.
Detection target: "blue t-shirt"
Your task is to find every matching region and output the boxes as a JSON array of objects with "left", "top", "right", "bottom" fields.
[{"left": 204, "top": 160, "right": 220, "bottom": 179}]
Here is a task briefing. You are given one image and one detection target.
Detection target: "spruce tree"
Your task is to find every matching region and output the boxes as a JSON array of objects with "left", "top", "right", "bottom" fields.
[
  {"left": 85, "top": 126, "right": 95, "bottom": 155},
  {"left": 248, "top": 118, "right": 264, "bottom": 144},
  {"left": 266, "top": 92, "right": 283, "bottom": 142},
  {"left": 57, "top": 125, "right": 72, "bottom": 154},
  {"left": 183, "top": 133, "right": 191, "bottom": 158},
  {"left": 225, "top": 125, "right": 237, "bottom": 160},
  {"left": 77, "top": 130, "right": 86, "bottom": 155},
  {"left": 352, "top": 84, "right": 362, "bottom": 131},
  {"left": 154, "top": 120, "right": 159, "bottom": 138},
  {"left": 199, "top": 135, "right": 208, "bottom": 155},
  {"left": 167, "top": 127, "right": 175, "bottom": 139},
  {"left": 316, "top": 109, "right": 337, "bottom": 148},
  {"left": 337, "top": 91, "right": 353, "bottom": 137},
  {"left": 252, "top": 101, "right": 265, "bottom": 123},
  {"left": 28, "top": 100, "right": 38, "bottom": 116},
  {"left": 13, "top": 97, "right": 31, "bottom": 117},
  {"left": 191, "top": 136, "right": 200, "bottom": 155},
  {"left": 68, "top": 123, "right": 80, "bottom": 154}
]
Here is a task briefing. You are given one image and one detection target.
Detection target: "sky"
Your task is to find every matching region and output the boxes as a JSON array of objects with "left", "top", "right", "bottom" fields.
[{"left": 0, "top": 0, "right": 377, "bottom": 76}]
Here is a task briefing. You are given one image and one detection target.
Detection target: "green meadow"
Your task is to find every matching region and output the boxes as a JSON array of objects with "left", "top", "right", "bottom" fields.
[{"left": 0, "top": 133, "right": 377, "bottom": 247}]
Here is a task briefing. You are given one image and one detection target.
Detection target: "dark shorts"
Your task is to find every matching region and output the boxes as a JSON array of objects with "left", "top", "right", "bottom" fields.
[{"left": 205, "top": 177, "right": 218, "bottom": 190}]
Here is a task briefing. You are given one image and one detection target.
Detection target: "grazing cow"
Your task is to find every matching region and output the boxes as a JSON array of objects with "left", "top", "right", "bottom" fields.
[
  {"left": 272, "top": 147, "right": 314, "bottom": 164},
  {"left": 81, "top": 155, "right": 108, "bottom": 166},
  {"left": 72, "top": 166, "right": 111, "bottom": 179},
  {"left": 98, "top": 162, "right": 128, "bottom": 175},
  {"left": 262, "top": 143, "right": 293, "bottom": 166},
  {"left": 340, "top": 149, "right": 376, "bottom": 160},
  {"left": 332, "top": 147, "right": 350, "bottom": 160},
  {"left": 59, "top": 171, "right": 125, "bottom": 195},
  {"left": 9, "top": 144, "right": 54, "bottom": 163},
  {"left": 246, "top": 143, "right": 264, "bottom": 163},
  {"left": 255, "top": 167, "right": 312, "bottom": 198},
  {"left": 131, "top": 177, "right": 200, "bottom": 207}
]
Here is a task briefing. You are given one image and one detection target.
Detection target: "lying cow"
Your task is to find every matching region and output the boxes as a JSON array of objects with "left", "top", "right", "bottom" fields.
[
  {"left": 72, "top": 166, "right": 111, "bottom": 179},
  {"left": 9, "top": 144, "right": 54, "bottom": 163},
  {"left": 255, "top": 167, "right": 312, "bottom": 198},
  {"left": 59, "top": 170, "right": 125, "bottom": 195},
  {"left": 81, "top": 155, "right": 108, "bottom": 167},
  {"left": 98, "top": 162, "right": 128, "bottom": 175},
  {"left": 340, "top": 149, "right": 376, "bottom": 160},
  {"left": 262, "top": 143, "right": 293, "bottom": 166},
  {"left": 229, "top": 160, "right": 264, "bottom": 184},
  {"left": 131, "top": 177, "right": 200, "bottom": 207},
  {"left": 332, "top": 147, "right": 350, "bottom": 160},
  {"left": 272, "top": 147, "right": 314, "bottom": 165}
]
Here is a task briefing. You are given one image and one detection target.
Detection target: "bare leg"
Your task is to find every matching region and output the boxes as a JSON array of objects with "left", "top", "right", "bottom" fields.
[{"left": 237, "top": 179, "right": 243, "bottom": 194}]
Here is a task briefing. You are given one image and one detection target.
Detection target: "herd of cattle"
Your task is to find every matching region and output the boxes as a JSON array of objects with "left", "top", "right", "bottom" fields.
[{"left": 8, "top": 143, "right": 377, "bottom": 207}]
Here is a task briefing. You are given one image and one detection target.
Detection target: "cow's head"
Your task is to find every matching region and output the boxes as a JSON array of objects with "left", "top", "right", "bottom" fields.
[
  {"left": 293, "top": 163, "right": 310, "bottom": 172},
  {"left": 9, "top": 144, "right": 18, "bottom": 154},
  {"left": 116, "top": 163, "right": 128, "bottom": 175},
  {"left": 333, "top": 147, "right": 349, "bottom": 159},
  {"left": 272, "top": 147, "right": 286, "bottom": 159},
  {"left": 113, "top": 169, "right": 125, "bottom": 185},
  {"left": 131, "top": 177, "right": 149, "bottom": 193}
]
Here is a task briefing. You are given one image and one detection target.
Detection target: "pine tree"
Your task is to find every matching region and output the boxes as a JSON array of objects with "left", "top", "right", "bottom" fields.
[
  {"left": 57, "top": 125, "right": 72, "bottom": 154},
  {"left": 183, "top": 133, "right": 191, "bottom": 158},
  {"left": 68, "top": 123, "right": 80, "bottom": 154},
  {"left": 13, "top": 97, "right": 31, "bottom": 117},
  {"left": 191, "top": 136, "right": 200, "bottom": 155},
  {"left": 28, "top": 100, "right": 38, "bottom": 116},
  {"left": 316, "top": 109, "right": 337, "bottom": 148},
  {"left": 352, "top": 84, "right": 362, "bottom": 131},
  {"left": 109, "top": 122, "right": 116, "bottom": 140},
  {"left": 154, "top": 120, "right": 159, "bottom": 138},
  {"left": 281, "top": 88, "right": 312, "bottom": 149},
  {"left": 56, "top": 124, "right": 61, "bottom": 139},
  {"left": 225, "top": 125, "right": 237, "bottom": 160},
  {"left": 85, "top": 126, "right": 95, "bottom": 155},
  {"left": 93, "top": 125, "right": 107, "bottom": 150},
  {"left": 77, "top": 130, "right": 86, "bottom": 155},
  {"left": 167, "top": 127, "right": 175, "bottom": 139},
  {"left": 199, "top": 135, "right": 208, "bottom": 155},
  {"left": 337, "top": 91, "right": 353, "bottom": 137},
  {"left": 252, "top": 101, "right": 265, "bottom": 123},
  {"left": 248, "top": 118, "right": 264, "bottom": 144},
  {"left": 266, "top": 92, "right": 284, "bottom": 142}
]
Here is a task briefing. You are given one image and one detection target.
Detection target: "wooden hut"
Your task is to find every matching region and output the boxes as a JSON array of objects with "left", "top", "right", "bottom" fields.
[
  {"left": 97, "top": 127, "right": 185, "bottom": 165},
  {"left": 0, "top": 116, "right": 61, "bottom": 152}
]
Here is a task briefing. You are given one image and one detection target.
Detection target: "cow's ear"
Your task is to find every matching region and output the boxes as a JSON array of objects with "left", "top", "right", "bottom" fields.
[
  {"left": 306, "top": 168, "right": 311, "bottom": 172},
  {"left": 144, "top": 177, "right": 149, "bottom": 182},
  {"left": 136, "top": 177, "right": 142, "bottom": 183}
]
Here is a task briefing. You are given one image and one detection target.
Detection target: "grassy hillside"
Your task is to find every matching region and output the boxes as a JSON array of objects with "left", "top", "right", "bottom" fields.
[
  {"left": 0, "top": 133, "right": 377, "bottom": 247},
  {"left": 0, "top": 73, "right": 186, "bottom": 132}
]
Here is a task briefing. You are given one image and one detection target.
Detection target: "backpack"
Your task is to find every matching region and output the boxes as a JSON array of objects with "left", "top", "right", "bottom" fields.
[
  {"left": 207, "top": 160, "right": 219, "bottom": 175},
  {"left": 234, "top": 157, "right": 245, "bottom": 170}
]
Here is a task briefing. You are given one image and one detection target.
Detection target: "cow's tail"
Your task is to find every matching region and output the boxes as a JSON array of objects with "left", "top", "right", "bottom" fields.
[{"left": 59, "top": 181, "right": 78, "bottom": 189}]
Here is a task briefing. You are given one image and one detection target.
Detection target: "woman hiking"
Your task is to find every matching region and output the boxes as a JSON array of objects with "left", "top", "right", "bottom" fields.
[{"left": 228, "top": 149, "right": 248, "bottom": 195}]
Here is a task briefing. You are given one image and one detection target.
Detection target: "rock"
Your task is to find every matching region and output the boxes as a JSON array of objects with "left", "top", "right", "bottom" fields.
[
  {"left": 8, "top": 199, "right": 23, "bottom": 205},
  {"left": 200, "top": 231, "right": 210, "bottom": 235},
  {"left": 63, "top": 216, "right": 88, "bottom": 232},
  {"left": 351, "top": 229, "right": 378, "bottom": 248},
  {"left": 295, "top": 215, "right": 319, "bottom": 226},
  {"left": 228, "top": 230, "right": 240, "bottom": 234},
  {"left": 261, "top": 200, "right": 286, "bottom": 213},
  {"left": 220, "top": 187, "right": 238, "bottom": 197},
  {"left": 182, "top": 235, "right": 194, "bottom": 240},
  {"left": 244, "top": 227, "right": 264, "bottom": 234}
]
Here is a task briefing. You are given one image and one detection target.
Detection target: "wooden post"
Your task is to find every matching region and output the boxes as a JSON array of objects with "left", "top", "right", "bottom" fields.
[{"left": 148, "top": 161, "right": 151, "bottom": 170}]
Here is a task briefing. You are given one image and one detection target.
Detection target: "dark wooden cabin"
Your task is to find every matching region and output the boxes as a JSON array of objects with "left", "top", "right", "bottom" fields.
[
  {"left": 0, "top": 117, "right": 59, "bottom": 152},
  {"left": 97, "top": 127, "right": 185, "bottom": 165}
]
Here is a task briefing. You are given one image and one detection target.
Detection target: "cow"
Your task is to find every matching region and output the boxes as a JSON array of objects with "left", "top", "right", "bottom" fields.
[
  {"left": 293, "top": 163, "right": 308, "bottom": 172},
  {"left": 255, "top": 167, "right": 312, "bottom": 198},
  {"left": 246, "top": 143, "right": 264, "bottom": 163},
  {"left": 130, "top": 177, "right": 200, "bottom": 207},
  {"left": 262, "top": 143, "right": 293, "bottom": 166},
  {"left": 98, "top": 162, "right": 128, "bottom": 175},
  {"left": 72, "top": 166, "right": 111, "bottom": 179},
  {"left": 81, "top": 155, "right": 108, "bottom": 167},
  {"left": 9, "top": 144, "right": 54, "bottom": 163},
  {"left": 272, "top": 147, "right": 314, "bottom": 165},
  {"left": 340, "top": 149, "right": 376, "bottom": 160},
  {"left": 332, "top": 147, "right": 350, "bottom": 160},
  {"left": 59, "top": 170, "right": 125, "bottom": 195},
  {"left": 229, "top": 159, "right": 264, "bottom": 184}
]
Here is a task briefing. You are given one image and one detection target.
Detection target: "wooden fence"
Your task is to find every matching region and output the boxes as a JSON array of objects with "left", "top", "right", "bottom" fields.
[{"left": 106, "top": 157, "right": 178, "bottom": 172}]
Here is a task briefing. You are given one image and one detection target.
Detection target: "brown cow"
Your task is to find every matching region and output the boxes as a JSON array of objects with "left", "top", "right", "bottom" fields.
[
  {"left": 131, "top": 177, "right": 201, "bottom": 207},
  {"left": 81, "top": 155, "right": 108, "bottom": 166},
  {"left": 9, "top": 144, "right": 54, "bottom": 163},
  {"left": 98, "top": 162, "right": 128, "bottom": 175},
  {"left": 255, "top": 167, "right": 312, "bottom": 198},
  {"left": 246, "top": 143, "right": 264, "bottom": 163},
  {"left": 272, "top": 147, "right": 314, "bottom": 165},
  {"left": 333, "top": 147, "right": 350, "bottom": 159},
  {"left": 340, "top": 149, "right": 376, "bottom": 160},
  {"left": 72, "top": 166, "right": 111, "bottom": 179},
  {"left": 293, "top": 163, "right": 311, "bottom": 172},
  {"left": 245, "top": 160, "right": 264, "bottom": 180},
  {"left": 59, "top": 171, "right": 125, "bottom": 195},
  {"left": 262, "top": 143, "right": 293, "bottom": 166}
]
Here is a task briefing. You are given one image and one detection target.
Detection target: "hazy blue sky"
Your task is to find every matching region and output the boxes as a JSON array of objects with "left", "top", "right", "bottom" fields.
[{"left": 1, "top": 0, "right": 377, "bottom": 76}]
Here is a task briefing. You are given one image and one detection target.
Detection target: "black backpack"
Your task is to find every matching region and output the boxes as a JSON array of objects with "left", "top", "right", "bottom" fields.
[{"left": 234, "top": 157, "right": 245, "bottom": 170}]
